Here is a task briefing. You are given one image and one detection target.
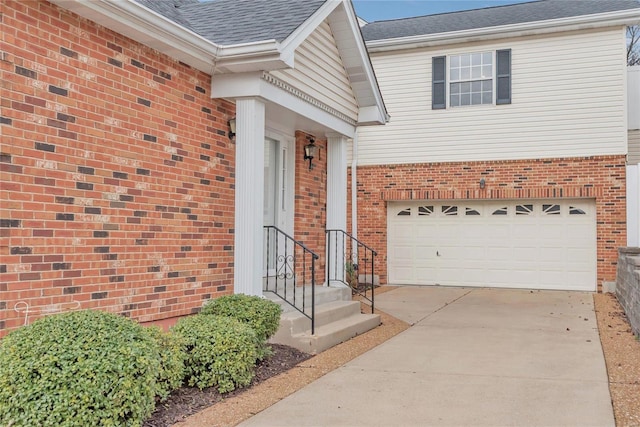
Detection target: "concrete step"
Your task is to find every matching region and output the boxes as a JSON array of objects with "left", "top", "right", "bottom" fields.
[
  {"left": 288, "top": 312, "right": 381, "bottom": 354},
  {"left": 269, "top": 299, "right": 381, "bottom": 355},
  {"left": 263, "top": 285, "right": 351, "bottom": 314},
  {"left": 276, "top": 300, "right": 363, "bottom": 336}
]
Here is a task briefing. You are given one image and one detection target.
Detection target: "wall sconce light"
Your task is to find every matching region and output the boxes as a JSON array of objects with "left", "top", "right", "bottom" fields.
[
  {"left": 304, "top": 137, "right": 317, "bottom": 170},
  {"left": 228, "top": 117, "right": 236, "bottom": 140},
  {"left": 479, "top": 178, "right": 486, "bottom": 189}
]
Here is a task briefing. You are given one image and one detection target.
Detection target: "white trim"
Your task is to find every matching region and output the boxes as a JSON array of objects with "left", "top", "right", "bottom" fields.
[
  {"left": 367, "top": 9, "right": 640, "bottom": 53},
  {"left": 278, "top": 1, "right": 342, "bottom": 60},
  {"left": 262, "top": 73, "right": 357, "bottom": 126},
  {"left": 211, "top": 72, "right": 357, "bottom": 137},
  {"left": 351, "top": 134, "right": 358, "bottom": 240},
  {"left": 628, "top": 66, "right": 640, "bottom": 130},
  {"left": 627, "top": 164, "right": 640, "bottom": 247},
  {"left": 340, "top": 1, "right": 390, "bottom": 125},
  {"left": 234, "top": 98, "right": 266, "bottom": 296},
  {"left": 265, "top": 128, "right": 296, "bottom": 235},
  {"left": 53, "top": 0, "right": 388, "bottom": 126},
  {"left": 50, "top": 0, "right": 220, "bottom": 72},
  {"left": 326, "top": 134, "right": 348, "bottom": 231},
  {"left": 326, "top": 134, "right": 349, "bottom": 286}
]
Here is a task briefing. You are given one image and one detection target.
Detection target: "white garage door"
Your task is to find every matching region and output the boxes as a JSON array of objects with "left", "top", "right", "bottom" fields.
[{"left": 388, "top": 200, "right": 596, "bottom": 291}]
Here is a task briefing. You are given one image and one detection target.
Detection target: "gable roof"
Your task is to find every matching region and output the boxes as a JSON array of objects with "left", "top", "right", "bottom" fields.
[
  {"left": 362, "top": 0, "right": 640, "bottom": 49},
  {"left": 50, "top": 0, "right": 388, "bottom": 126},
  {"left": 137, "top": 0, "right": 326, "bottom": 46}
]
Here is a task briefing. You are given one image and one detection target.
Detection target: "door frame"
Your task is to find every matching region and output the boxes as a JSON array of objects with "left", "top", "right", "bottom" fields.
[{"left": 265, "top": 128, "right": 295, "bottom": 234}]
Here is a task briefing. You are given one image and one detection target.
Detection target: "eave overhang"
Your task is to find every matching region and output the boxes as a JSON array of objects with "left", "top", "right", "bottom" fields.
[
  {"left": 367, "top": 8, "right": 640, "bottom": 53},
  {"left": 50, "top": 0, "right": 389, "bottom": 127}
]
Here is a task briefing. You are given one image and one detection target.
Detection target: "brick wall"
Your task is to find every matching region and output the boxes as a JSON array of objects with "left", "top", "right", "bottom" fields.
[
  {"left": 294, "top": 131, "right": 327, "bottom": 282},
  {"left": 352, "top": 155, "right": 627, "bottom": 289},
  {"left": 616, "top": 247, "right": 640, "bottom": 337},
  {"left": 1, "top": 1, "right": 236, "bottom": 336}
]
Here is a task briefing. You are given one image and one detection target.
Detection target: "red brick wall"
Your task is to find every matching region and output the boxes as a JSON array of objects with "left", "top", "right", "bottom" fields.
[
  {"left": 352, "top": 155, "right": 627, "bottom": 289},
  {"left": 1, "top": 1, "right": 236, "bottom": 336},
  {"left": 294, "top": 131, "right": 327, "bottom": 282}
]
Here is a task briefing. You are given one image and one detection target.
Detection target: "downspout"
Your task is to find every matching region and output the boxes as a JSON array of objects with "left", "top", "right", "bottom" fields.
[{"left": 351, "top": 132, "right": 358, "bottom": 239}]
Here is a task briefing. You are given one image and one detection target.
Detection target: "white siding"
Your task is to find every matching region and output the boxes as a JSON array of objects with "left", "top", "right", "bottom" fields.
[
  {"left": 270, "top": 20, "right": 358, "bottom": 122},
  {"left": 629, "top": 66, "right": 640, "bottom": 130},
  {"left": 629, "top": 130, "right": 640, "bottom": 164},
  {"left": 356, "top": 27, "right": 628, "bottom": 166}
]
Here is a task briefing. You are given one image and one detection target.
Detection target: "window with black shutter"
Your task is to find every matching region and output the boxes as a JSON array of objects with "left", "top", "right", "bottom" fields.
[{"left": 432, "top": 56, "right": 446, "bottom": 109}]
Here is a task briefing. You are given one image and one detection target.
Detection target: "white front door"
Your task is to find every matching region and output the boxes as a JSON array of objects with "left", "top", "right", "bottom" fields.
[
  {"left": 264, "top": 138, "right": 278, "bottom": 227},
  {"left": 263, "top": 135, "right": 295, "bottom": 277},
  {"left": 263, "top": 135, "right": 294, "bottom": 231}
]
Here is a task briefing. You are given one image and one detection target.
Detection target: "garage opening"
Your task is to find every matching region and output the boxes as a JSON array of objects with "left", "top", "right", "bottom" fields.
[{"left": 387, "top": 199, "right": 596, "bottom": 291}]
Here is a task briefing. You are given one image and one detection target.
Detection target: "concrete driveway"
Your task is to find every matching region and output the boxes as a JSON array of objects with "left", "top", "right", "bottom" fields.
[{"left": 239, "top": 286, "right": 614, "bottom": 427}]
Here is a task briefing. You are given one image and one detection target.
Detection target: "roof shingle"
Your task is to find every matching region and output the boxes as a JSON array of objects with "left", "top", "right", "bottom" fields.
[
  {"left": 361, "top": 0, "right": 640, "bottom": 42},
  {"left": 134, "top": 0, "right": 326, "bottom": 46}
]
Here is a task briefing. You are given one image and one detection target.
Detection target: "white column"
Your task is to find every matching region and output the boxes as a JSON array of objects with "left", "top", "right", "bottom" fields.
[
  {"left": 628, "top": 164, "right": 640, "bottom": 247},
  {"left": 234, "top": 98, "right": 265, "bottom": 296},
  {"left": 326, "top": 134, "right": 348, "bottom": 285}
]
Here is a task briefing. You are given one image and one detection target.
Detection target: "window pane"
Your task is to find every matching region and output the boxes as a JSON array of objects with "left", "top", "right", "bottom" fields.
[
  {"left": 448, "top": 52, "right": 496, "bottom": 108},
  {"left": 482, "top": 65, "right": 492, "bottom": 78}
]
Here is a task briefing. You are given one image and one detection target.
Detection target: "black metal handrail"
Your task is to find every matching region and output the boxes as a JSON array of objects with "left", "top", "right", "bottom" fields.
[
  {"left": 326, "top": 229, "right": 377, "bottom": 313},
  {"left": 264, "top": 226, "right": 319, "bottom": 334}
]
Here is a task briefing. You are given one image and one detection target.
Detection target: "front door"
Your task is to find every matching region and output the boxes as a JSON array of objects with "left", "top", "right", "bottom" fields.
[
  {"left": 263, "top": 135, "right": 295, "bottom": 277},
  {"left": 264, "top": 138, "right": 278, "bottom": 228}
]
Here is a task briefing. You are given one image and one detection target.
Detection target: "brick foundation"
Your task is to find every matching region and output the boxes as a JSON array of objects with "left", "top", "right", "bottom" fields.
[
  {"left": 1, "top": 1, "right": 236, "bottom": 336},
  {"left": 349, "top": 156, "right": 627, "bottom": 289}
]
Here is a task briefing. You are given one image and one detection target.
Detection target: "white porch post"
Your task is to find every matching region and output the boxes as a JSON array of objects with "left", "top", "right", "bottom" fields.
[
  {"left": 326, "top": 134, "right": 348, "bottom": 285},
  {"left": 234, "top": 98, "right": 265, "bottom": 296}
]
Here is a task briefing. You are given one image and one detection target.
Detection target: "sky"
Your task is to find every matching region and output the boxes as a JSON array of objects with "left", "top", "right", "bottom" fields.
[{"left": 352, "top": 0, "right": 534, "bottom": 22}]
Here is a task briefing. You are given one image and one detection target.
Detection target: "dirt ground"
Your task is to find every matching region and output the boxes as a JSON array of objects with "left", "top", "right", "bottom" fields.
[
  {"left": 145, "top": 288, "right": 639, "bottom": 427},
  {"left": 594, "top": 293, "right": 640, "bottom": 427}
]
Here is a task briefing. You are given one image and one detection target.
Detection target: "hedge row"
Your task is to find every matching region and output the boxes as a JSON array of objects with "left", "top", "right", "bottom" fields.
[{"left": 0, "top": 295, "right": 282, "bottom": 427}]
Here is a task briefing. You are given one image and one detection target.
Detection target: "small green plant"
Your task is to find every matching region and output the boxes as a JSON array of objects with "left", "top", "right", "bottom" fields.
[
  {"left": 201, "top": 294, "right": 282, "bottom": 359},
  {"left": 0, "top": 310, "right": 161, "bottom": 427},
  {"left": 143, "top": 326, "right": 186, "bottom": 401},
  {"left": 171, "top": 314, "right": 260, "bottom": 393},
  {"left": 345, "top": 260, "right": 359, "bottom": 289}
]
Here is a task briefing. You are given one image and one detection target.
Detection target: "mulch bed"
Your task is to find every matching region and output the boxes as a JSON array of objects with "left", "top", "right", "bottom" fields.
[{"left": 143, "top": 344, "right": 310, "bottom": 427}]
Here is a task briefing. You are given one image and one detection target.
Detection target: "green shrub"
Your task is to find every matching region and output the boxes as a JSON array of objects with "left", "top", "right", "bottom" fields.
[
  {"left": 143, "top": 326, "right": 186, "bottom": 401},
  {"left": 171, "top": 314, "right": 260, "bottom": 393},
  {"left": 201, "top": 294, "right": 282, "bottom": 342},
  {"left": 0, "top": 310, "right": 161, "bottom": 427}
]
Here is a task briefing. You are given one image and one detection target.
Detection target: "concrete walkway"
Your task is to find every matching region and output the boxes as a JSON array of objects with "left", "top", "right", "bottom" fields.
[{"left": 239, "top": 286, "right": 614, "bottom": 427}]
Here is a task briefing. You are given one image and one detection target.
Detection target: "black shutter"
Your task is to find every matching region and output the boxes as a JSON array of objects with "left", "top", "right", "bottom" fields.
[
  {"left": 432, "top": 56, "right": 446, "bottom": 109},
  {"left": 496, "top": 49, "right": 511, "bottom": 105}
]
